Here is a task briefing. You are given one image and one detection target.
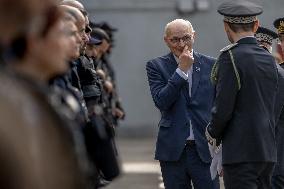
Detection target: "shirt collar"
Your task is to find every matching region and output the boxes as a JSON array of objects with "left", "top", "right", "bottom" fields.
[{"left": 236, "top": 35, "right": 255, "bottom": 42}]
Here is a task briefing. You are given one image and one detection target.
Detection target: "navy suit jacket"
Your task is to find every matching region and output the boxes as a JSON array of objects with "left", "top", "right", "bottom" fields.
[{"left": 146, "top": 52, "right": 216, "bottom": 162}]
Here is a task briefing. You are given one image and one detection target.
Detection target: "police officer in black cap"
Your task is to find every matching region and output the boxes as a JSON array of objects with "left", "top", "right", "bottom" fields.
[
  {"left": 76, "top": 25, "right": 121, "bottom": 188},
  {"left": 255, "top": 26, "right": 278, "bottom": 53},
  {"left": 91, "top": 21, "right": 117, "bottom": 46},
  {"left": 255, "top": 26, "right": 284, "bottom": 189},
  {"left": 272, "top": 17, "right": 284, "bottom": 189},
  {"left": 274, "top": 18, "right": 284, "bottom": 67},
  {"left": 206, "top": 1, "right": 279, "bottom": 188},
  {"left": 91, "top": 27, "right": 126, "bottom": 127}
]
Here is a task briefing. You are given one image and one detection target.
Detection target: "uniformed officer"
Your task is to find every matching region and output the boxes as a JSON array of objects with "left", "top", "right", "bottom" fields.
[
  {"left": 78, "top": 29, "right": 121, "bottom": 187},
  {"left": 90, "top": 27, "right": 125, "bottom": 127},
  {"left": 256, "top": 18, "right": 284, "bottom": 189},
  {"left": 255, "top": 26, "right": 278, "bottom": 53},
  {"left": 274, "top": 18, "right": 284, "bottom": 68},
  {"left": 255, "top": 26, "right": 284, "bottom": 189},
  {"left": 206, "top": 1, "right": 279, "bottom": 188}
]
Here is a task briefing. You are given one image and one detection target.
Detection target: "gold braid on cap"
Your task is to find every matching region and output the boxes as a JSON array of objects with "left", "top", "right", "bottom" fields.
[
  {"left": 278, "top": 21, "right": 284, "bottom": 34},
  {"left": 224, "top": 16, "right": 257, "bottom": 24}
]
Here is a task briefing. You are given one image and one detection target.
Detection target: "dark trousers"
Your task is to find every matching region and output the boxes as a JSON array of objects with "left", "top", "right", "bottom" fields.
[
  {"left": 223, "top": 162, "right": 275, "bottom": 189},
  {"left": 160, "top": 143, "right": 219, "bottom": 189},
  {"left": 272, "top": 175, "right": 284, "bottom": 189}
]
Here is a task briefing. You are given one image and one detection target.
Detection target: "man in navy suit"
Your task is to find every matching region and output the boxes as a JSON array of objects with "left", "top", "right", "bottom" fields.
[{"left": 146, "top": 19, "right": 219, "bottom": 189}]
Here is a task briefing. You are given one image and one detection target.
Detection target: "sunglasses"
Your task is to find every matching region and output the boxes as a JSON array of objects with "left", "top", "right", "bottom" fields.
[{"left": 85, "top": 25, "right": 92, "bottom": 34}]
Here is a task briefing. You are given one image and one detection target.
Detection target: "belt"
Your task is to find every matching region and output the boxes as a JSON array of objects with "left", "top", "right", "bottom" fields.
[{"left": 185, "top": 140, "right": 195, "bottom": 146}]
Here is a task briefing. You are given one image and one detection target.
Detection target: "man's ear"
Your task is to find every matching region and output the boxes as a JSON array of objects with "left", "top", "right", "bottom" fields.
[
  {"left": 192, "top": 31, "right": 196, "bottom": 39},
  {"left": 164, "top": 35, "right": 170, "bottom": 47},
  {"left": 163, "top": 35, "right": 167, "bottom": 43},
  {"left": 253, "top": 20, "right": 260, "bottom": 33},
  {"left": 192, "top": 32, "right": 196, "bottom": 44},
  {"left": 223, "top": 22, "right": 229, "bottom": 33},
  {"left": 23, "top": 33, "right": 40, "bottom": 60}
]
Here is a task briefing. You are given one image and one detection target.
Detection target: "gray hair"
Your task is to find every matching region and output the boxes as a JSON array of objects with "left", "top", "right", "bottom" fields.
[{"left": 164, "top": 19, "right": 195, "bottom": 37}]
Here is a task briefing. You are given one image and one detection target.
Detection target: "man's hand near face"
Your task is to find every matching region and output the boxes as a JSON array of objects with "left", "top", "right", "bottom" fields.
[{"left": 178, "top": 45, "right": 194, "bottom": 72}]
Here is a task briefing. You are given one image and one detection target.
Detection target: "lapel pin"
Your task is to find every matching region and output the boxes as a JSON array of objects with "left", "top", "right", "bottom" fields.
[{"left": 195, "top": 67, "right": 200, "bottom": 72}]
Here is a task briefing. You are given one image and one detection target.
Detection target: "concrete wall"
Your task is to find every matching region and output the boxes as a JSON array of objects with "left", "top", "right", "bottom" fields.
[{"left": 81, "top": 0, "right": 283, "bottom": 136}]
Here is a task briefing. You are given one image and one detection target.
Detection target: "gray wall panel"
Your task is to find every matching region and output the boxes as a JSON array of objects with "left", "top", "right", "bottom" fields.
[{"left": 81, "top": 0, "right": 283, "bottom": 136}]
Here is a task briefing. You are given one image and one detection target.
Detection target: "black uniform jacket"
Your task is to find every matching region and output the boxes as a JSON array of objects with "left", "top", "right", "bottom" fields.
[
  {"left": 274, "top": 64, "right": 284, "bottom": 175},
  {"left": 208, "top": 37, "right": 279, "bottom": 164}
]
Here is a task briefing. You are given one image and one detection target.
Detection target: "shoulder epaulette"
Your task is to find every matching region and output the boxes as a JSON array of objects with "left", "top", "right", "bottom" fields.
[
  {"left": 220, "top": 43, "right": 238, "bottom": 53},
  {"left": 211, "top": 43, "right": 241, "bottom": 90}
]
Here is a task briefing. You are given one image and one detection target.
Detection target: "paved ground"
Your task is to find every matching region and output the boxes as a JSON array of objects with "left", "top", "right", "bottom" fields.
[{"left": 105, "top": 137, "right": 225, "bottom": 189}]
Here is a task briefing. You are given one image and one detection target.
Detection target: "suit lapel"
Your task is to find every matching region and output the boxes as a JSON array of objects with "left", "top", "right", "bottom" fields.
[
  {"left": 191, "top": 52, "right": 202, "bottom": 98},
  {"left": 165, "top": 53, "right": 178, "bottom": 75}
]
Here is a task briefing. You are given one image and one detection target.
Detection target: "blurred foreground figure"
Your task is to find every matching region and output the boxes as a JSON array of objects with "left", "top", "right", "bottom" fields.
[
  {"left": 61, "top": 0, "right": 85, "bottom": 11},
  {"left": 0, "top": 0, "right": 54, "bottom": 45},
  {"left": 0, "top": 0, "right": 88, "bottom": 188}
]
